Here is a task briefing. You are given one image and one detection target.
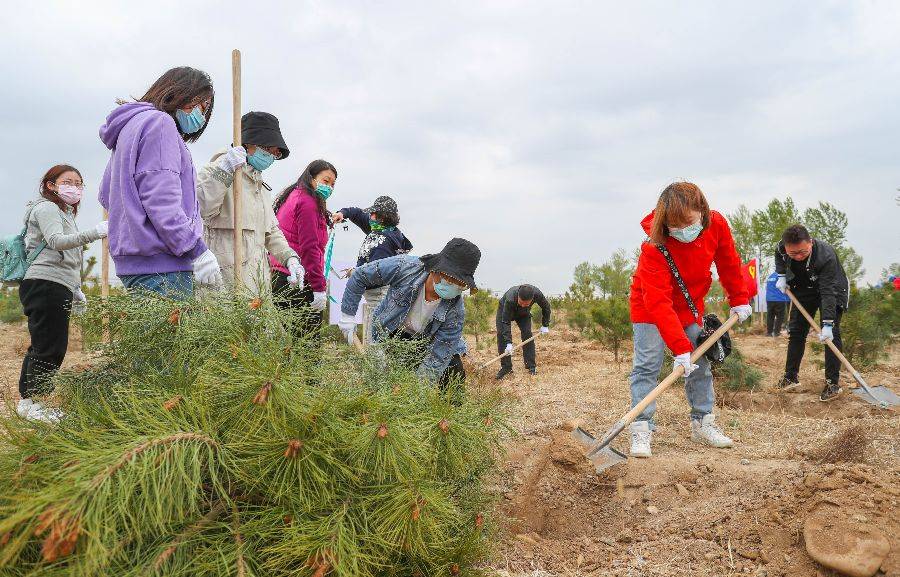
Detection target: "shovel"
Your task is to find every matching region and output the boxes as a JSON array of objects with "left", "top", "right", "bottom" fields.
[
  {"left": 572, "top": 313, "right": 740, "bottom": 473},
  {"left": 478, "top": 333, "right": 540, "bottom": 370},
  {"left": 785, "top": 289, "right": 898, "bottom": 409}
]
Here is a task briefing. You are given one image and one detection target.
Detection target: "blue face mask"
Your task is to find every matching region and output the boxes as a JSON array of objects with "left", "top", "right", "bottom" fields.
[
  {"left": 670, "top": 222, "right": 703, "bottom": 243},
  {"left": 434, "top": 279, "right": 464, "bottom": 300},
  {"left": 315, "top": 182, "right": 333, "bottom": 200},
  {"left": 175, "top": 105, "right": 206, "bottom": 134},
  {"left": 247, "top": 147, "right": 275, "bottom": 171}
]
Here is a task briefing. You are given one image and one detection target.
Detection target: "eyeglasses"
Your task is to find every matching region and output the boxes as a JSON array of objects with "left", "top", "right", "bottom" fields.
[
  {"left": 185, "top": 98, "right": 212, "bottom": 113},
  {"left": 56, "top": 179, "right": 84, "bottom": 189}
]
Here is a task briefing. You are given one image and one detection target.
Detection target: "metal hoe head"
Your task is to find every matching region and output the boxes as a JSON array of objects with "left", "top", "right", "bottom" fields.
[
  {"left": 852, "top": 385, "right": 900, "bottom": 409},
  {"left": 571, "top": 427, "right": 628, "bottom": 473}
]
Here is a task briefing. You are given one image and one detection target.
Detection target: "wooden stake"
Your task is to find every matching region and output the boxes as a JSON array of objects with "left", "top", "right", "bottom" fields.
[
  {"left": 231, "top": 49, "right": 243, "bottom": 289},
  {"left": 101, "top": 209, "right": 110, "bottom": 343}
]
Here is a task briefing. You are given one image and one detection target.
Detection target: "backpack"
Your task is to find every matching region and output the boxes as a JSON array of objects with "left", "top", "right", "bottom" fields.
[{"left": 1, "top": 203, "right": 48, "bottom": 283}]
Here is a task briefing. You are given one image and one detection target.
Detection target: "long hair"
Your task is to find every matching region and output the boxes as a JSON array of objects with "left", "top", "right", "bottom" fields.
[
  {"left": 273, "top": 159, "right": 337, "bottom": 227},
  {"left": 648, "top": 181, "right": 710, "bottom": 244},
  {"left": 40, "top": 164, "right": 83, "bottom": 216},
  {"left": 138, "top": 67, "right": 214, "bottom": 143}
]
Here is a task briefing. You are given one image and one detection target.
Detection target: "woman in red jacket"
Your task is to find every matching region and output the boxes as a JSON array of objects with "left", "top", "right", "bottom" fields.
[
  {"left": 628, "top": 182, "right": 752, "bottom": 458},
  {"left": 270, "top": 159, "right": 337, "bottom": 344}
]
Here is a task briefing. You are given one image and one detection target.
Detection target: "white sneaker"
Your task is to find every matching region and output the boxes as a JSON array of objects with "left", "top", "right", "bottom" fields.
[
  {"left": 16, "top": 399, "right": 62, "bottom": 423},
  {"left": 629, "top": 421, "right": 653, "bottom": 457},
  {"left": 16, "top": 399, "right": 35, "bottom": 419},
  {"left": 690, "top": 414, "right": 733, "bottom": 448}
]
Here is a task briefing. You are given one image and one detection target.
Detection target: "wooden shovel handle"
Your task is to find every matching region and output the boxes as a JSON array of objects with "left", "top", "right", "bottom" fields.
[
  {"left": 783, "top": 288, "right": 870, "bottom": 389},
  {"left": 231, "top": 49, "right": 243, "bottom": 289},
  {"left": 478, "top": 333, "right": 541, "bottom": 370},
  {"left": 101, "top": 209, "right": 110, "bottom": 342},
  {"left": 619, "top": 314, "right": 740, "bottom": 426}
]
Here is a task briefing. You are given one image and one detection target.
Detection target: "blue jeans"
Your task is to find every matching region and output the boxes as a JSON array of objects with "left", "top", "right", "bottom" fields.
[
  {"left": 119, "top": 272, "right": 193, "bottom": 300},
  {"left": 630, "top": 322, "right": 714, "bottom": 429}
]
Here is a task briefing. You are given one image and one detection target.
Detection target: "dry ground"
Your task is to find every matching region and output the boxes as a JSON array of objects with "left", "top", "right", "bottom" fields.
[
  {"left": 1, "top": 320, "right": 897, "bottom": 577},
  {"left": 463, "top": 325, "right": 899, "bottom": 577}
]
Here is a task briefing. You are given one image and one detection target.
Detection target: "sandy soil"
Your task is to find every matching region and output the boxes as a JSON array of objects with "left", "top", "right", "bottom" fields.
[
  {"left": 1, "top": 320, "right": 897, "bottom": 576},
  {"left": 463, "top": 325, "right": 899, "bottom": 577}
]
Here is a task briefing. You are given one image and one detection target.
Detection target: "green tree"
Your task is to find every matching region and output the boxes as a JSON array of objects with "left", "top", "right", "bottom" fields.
[
  {"left": 464, "top": 289, "right": 498, "bottom": 349},
  {"left": 596, "top": 249, "right": 633, "bottom": 299},
  {"left": 566, "top": 252, "right": 636, "bottom": 361},
  {"left": 0, "top": 293, "right": 504, "bottom": 575},
  {"left": 803, "top": 201, "right": 864, "bottom": 282},
  {"left": 589, "top": 298, "right": 632, "bottom": 362}
]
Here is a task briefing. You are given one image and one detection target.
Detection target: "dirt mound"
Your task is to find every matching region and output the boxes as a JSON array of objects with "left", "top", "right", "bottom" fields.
[
  {"left": 804, "top": 503, "right": 891, "bottom": 577},
  {"left": 809, "top": 424, "right": 873, "bottom": 464},
  {"left": 721, "top": 388, "right": 884, "bottom": 420},
  {"left": 499, "top": 423, "right": 900, "bottom": 576}
]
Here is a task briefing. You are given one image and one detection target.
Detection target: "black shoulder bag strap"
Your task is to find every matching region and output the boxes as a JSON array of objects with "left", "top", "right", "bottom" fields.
[{"left": 655, "top": 244, "right": 701, "bottom": 325}]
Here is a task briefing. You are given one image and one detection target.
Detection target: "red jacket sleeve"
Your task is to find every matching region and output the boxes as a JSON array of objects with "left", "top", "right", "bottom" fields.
[
  {"left": 637, "top": 244, "right": 694, "bottom": 355},
  {"left": 294, "top": 197, "right": 326, "bottom": 292},
  {"left": 712, "top": 213, "right": 750, "bottom": 307}
]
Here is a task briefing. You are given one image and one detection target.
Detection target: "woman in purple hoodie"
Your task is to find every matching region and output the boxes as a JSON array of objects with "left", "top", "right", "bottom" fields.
[{"left": 99, "top": 67, "right": 222, "bottom": 298}]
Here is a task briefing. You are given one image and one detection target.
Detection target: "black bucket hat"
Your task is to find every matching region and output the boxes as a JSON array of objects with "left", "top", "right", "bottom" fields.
[
  {"left": 365, "top": 196, "right": 398, "bottom": 221},
  {"left": 420, "top": 238, "right": 481, "bottom": 289},
  {"left": 241, "top": 111, "right": 289, "bottom": 159}
]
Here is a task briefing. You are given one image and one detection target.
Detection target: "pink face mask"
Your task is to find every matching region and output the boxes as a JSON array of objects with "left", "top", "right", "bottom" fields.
[{"left": 56, "top": 184, "right": 83, "bottom": 205}]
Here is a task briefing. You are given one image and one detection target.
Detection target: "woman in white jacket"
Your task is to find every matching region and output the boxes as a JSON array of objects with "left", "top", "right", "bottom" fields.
[
  {"left": 196, "top": 111, "right": 302, "bottom": 295},
  {"left": 17, "top": 164, "right": 107, "bottom": 422}
]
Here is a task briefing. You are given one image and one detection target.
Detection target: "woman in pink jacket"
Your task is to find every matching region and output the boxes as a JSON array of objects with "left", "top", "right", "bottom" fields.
[{"left": 270, "top": 159, "right": 337, "bottom": 344}]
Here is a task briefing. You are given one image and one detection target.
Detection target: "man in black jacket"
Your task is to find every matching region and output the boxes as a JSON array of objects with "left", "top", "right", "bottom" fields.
[
  {"left": 774, "top": 224, "right": 850, "bottom": 401},
  {"left": 495, "top": 284, "right": 551, "bottom": 379}
]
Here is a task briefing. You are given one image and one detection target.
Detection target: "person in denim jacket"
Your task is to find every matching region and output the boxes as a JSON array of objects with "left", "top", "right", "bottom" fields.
[{"left": 339, "top": 238, "right": 481, "bottom": 387}]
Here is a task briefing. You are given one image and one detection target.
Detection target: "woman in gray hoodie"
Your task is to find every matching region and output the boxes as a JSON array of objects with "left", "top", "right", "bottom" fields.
[{"left": 17, "top": 164, "right": 107, "bottom": 422}]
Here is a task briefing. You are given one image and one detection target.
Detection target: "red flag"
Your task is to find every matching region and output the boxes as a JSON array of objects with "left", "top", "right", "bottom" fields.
[{"left": 741, "top": 259, "right": 759, "bottom": 298}]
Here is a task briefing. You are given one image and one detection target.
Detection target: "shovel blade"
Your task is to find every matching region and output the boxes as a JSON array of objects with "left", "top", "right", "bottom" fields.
[
  {"left": 853, "top": 385, "right": 900, "bottom": 408},
  {"left": 571, "top": 427, "right": 629, "bottom": 473}
]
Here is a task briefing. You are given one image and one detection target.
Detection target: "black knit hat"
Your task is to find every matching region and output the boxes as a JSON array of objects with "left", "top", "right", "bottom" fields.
[
  {"left": 365, "top": 196, "right": 398, "bottom": 221},
  {"left": 241, "top": 111, "right": 289, "bottom": 159},
  {"left": 420, "top": 238, "right": 481, "bottom": 289}
]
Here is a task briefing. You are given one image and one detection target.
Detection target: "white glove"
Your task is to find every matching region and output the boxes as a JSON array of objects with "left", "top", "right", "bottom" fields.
[
  {"left": 338, "top": 312, "right": 357, "bottom": 338},
  {"left": 504, "top": 343, "right": 514, "bottom": 356},
  {"left": 217, "top": 146, "right": 247, "bottom": 173},
  {"left": 775, "top": 274, "right": 788, "bottom": 294},
  {"left": 192, "top": 249, "right": 224, "bottom": 286},
  {"left": 286, "top": 257, "right": 304, "bottom": 285},
  {"left": 819, "top": 323, "right": 834, "bottom": 342},
  {"left": 730, "top": 304, "right": 752, "bottom": 322},
  {"left": 540, "top": 326, "right": 550, "bottom": 335},
  {"left": 311, "top": 291, "right": 327, "bottom": 311},
  {"left": 673, "top": 353, "right": 699, "bottom": 378},
  {"left": 94, "top": 221, "right": 109, "bottom": 238},
  {"left": 72, "top": 287, "right": 87, "bottom": 315}
]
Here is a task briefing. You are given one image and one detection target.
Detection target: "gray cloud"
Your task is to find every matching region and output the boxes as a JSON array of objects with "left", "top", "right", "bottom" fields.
[{"left": 2, "top": 1, "right": 897, "bottom": 295}]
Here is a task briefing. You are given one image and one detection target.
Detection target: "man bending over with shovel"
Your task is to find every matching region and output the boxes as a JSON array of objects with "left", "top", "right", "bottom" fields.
[
  {"left": 628, "top": 182, "right": 752, "bottom": 458},
  {"left": 774, "top": 224, "right": 849, "bottom": 402},
  {"left": 338, "top": 238, "right": 481, "bottom": 389},
  {"left": 495, "top": 284, "right": 551, "bottom": 380}
]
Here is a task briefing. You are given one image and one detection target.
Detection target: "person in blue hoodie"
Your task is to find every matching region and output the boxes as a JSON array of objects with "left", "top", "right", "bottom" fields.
[
  {"left": 99, "top": 67, "right": 222, "bottom": 298},
  {"left": 764, "top": 270, "right": 790, "bottom": 337},
  {"left": 332, "top": 196, "right": 413, "bottom": 344}
]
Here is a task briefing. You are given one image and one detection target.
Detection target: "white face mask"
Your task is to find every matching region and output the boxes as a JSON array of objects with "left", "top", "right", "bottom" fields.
[
  {"left": 670, "top": 221, "right": 703, "bottom": 243},
  {"left": 56, "top": 184, "right": 83, "bottom": 205}
]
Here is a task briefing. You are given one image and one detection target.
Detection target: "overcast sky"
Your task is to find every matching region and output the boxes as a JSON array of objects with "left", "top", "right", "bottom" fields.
[{"left": 2, "top": 1, "right": 898, "bottom": 294}]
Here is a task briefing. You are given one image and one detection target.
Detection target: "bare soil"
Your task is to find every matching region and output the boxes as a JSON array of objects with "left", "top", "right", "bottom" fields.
[
  {"left": 464, "top": 326, "right": 899, "bottom": 577},
  {"left": 2, "top": 321, "right": 897, "bottom": 576}
]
